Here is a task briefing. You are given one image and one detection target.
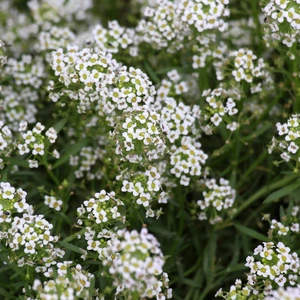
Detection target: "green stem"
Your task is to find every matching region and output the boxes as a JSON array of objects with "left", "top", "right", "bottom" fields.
[
  {"left": 292, "top": 46, "right": 300, "bottom": 113},
  {"left": 233, "top": 173, "right": 299, "bottom": 218},
  {"left": 237, "top": 149, "right": 268, "bottom": 188},
  {"left": 39, "top": 156, "right": 60, "bottom": 186},
  {"left": 62, "top": 228, "right": 86, "bottom": 243}
]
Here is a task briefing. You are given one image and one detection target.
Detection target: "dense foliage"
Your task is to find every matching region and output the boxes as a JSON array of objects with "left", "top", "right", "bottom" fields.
[{"left": 0, "top": 0, "right": 300, "bottom": 299}]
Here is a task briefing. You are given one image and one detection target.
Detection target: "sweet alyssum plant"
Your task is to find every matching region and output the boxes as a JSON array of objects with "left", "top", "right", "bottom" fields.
[{"left": 0, "top": 0, "right": 300, "bottom": 299}]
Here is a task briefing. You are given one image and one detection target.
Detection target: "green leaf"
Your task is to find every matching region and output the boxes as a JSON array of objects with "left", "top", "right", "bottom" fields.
[
  {"left": 234, "top": 224, "right": 268, "bottom": 242},
  {"left": 52, "top": 138, "right": 90, "bottom": 169},
  {"left": 0, "top": 287, "right": 14, "bottom": 299},
  {"left": 144, "top": 61, "right": 160, "bottom": 84},
  {"left": 58, "top": 240, "right": 83, "bottom": 254},
  {"left": 242, "top": 122, "right": 272, "bottom": 142},
  {"left": 263, "top": 179, "right": 300, "bottom": 204},
  {"left": 52, "top": 117, "right": 68, "bottom": 133}
]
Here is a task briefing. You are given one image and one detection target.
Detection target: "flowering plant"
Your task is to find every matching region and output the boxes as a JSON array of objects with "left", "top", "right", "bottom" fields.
[{"left": 1, "top": 0, "right": 300, "bottom": 299}]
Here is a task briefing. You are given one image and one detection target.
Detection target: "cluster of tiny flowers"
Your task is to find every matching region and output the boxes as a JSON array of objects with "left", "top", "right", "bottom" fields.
[
  {"left": 136, "top": 1, "right": 188, "bottom": 52},
  {"left": 28, "top": 0, "right": 93, "bottom": 30},
  {"left": 17, "top": 122, "right": 58, "bottom": 167},
  {"left": 216, "top": 48, "right": 273, "bottom": 94},
  {"left": 4, "top": 55, "right": 44, "bottom": 89},
  {"left": 245, "top": 242, "right": 300, "bottom": 295},
  {"left": 216, "top": 241, "right": 300, "bottom": 299},
  {"left": 110, "top": 107, "right": 167, "bottom": 163},
  {"left": 262, "top": 0, "right": 300, "bottom": 52},
  {"left": 44, "top": 195, "right": 63, "bottom": 212},
  {"left": 49, "top": 46, "right": 118, "bottom": 92},
  {"left": 33, "top": 263, "right": 96, "bottom": 300},
  {"left": 117, "top": 165, "right": 168, "bottom": 216},
  {"left": 77, "top": 190, "right": 124, "bottom": 227},
  {"left": 177, "top": 0, "right": 230, "bottom": 33},
  {"left": 0, "top": 87, "right": 38, "bottom": 131},
  {"left": 158, "top": 97, "right": 200, "bottom": 143},
  {"left": 197, "top": 178, "right": 236, "bottom": 224},
  {"left": 69, "top": 146, "right": 104, "bottom": 180},
  {"left": 1, "top": 212, "right": 64, "bottom": 267},
  {"left": 0, "top": 39, "right": 6, "bottom": 67},
  {"left": 215, "top": 279, "right": 263, "bottom": 299},
  {"left": 223, "top": 18, "right": 256, "bottom": 47},
  {"left": 264, "top": 206, "right": 300, "bottom": 236},
  {"left": 0, "top": 182, "right": 32, "bottom": 223},
  {"left": 99, "top": 66, "right": 156, "bottom": 117},
  {"left": 268, "top": 114, "right": 300, "bottom": 167},
  {"left": 91, "top": 21, "right": 135, "bottom": 54},
  {"left": 0, "top": 121, "right": 14, "bottom": 161},
  {"left": 136, "top": 0, "right": 229, "bottom": 52},
  {"left": 192, "top": 37, "right": 228, "bottom": 70},
  {"left": 156, "top": 70, "right": 189, "bottom": 102},
  {"left": 0, "top": 2, "right": 38, "bottom": 55},
  {"left": 202, "top": 88, "right": 240, "bottom": 132},
  {"left": 102, "top": 228, "right": 172, "bottom": 299},
  {"left": 37, "top": 26, "right": 75, "bottom": 52},
  {"left": 265, "top": 286, "right": 300, "bottom": 300},
  {"left": 169, "top": 136, "right": 208, "bottom": 186}
]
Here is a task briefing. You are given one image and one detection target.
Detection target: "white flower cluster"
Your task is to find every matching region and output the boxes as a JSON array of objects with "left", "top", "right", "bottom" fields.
[
  {"left": 91, "top": 21, "right": 135, "bottom": 54},
  {"left": 0, "top": 87, "right": 38, "bottom": 131},
  {"left": 268, "top": 114, "right": 300, "bottom": 165},
  {"left": 223, "top": 18, "right": 256, "bottom": 47},
  {"left": 44, "top": 195, "right": 63, "bottom": 211},
  {"left": 159, "top": 97, "right": 200, "bottom": 143},
  {"left": 28, "top": 0, "right": 93, "bottom": 30},
  {"left": 136, "top": 0, "right": 229, "bottom": 52},
  {"left": 136, "top": 1, "right": 187, "bottom": 52},
  {"left": 37, "top": 26, "right": 75, "bottom": 52},
  {"left": 245, "top": 242, "right": 300, "bottom": 295},
  {"left": 229, "top": 49, "right": 270, "bottom": 85},
  {"left": 33, "top": 263, "right": 95, "bottom": 299},
  {"left": 0, "top": 39, "right": 6, "bottom": 67},
  {"left": 262, "top": 0, "right": 300, "bottom": 51},
  {"left": 264, "top": 286, "right": 300, "bottom": 300},
  {"left": 111, "top": 107, "right": 167, "bottom": 163},
  {"left": 69, "top": 146, "right": 104, "bottom": 180},
  {"left": 119, "top": 165, "right": 167, "bottom": 213},
  {"left": 0, "top": 121, "right": 14, "bottom": 161},
  {"left": 102, "top": 228, "right": 172, "bottom": 299},
  {"left": 1, "top": 211, "right": 64, "bottom": 268},
  {"left": 170, "top": 136, "right": 208, "bottom": 186},
  {"left": 197, "top": 177, "right": 236, "bottom": 224},
  {"left": 4, "top": 55, "right": 44, "bottom": 88},
  {"left": 214, "top": 48, "right": 273, "bottom": 95},
  {"left": 202, "top": 87, "right": 240, "bottom": 132},
  {"left": 77, "top": 190, "right": 124, "bottom": 226},
  {"left": 49, "top": 46, "right": 118, "bottom": 91},
  {"left": 266, "top": 207, "right": 300, "bottom": 236},
  {"left": 17, "top": 122, "right": 58, "bottom": 166},
  {"left": 99, "top": 66, "right": 156, "bottom": 116},
  {"left": 0, "top": 2, "right": 38, "bottom": 55},
  {"left": 0, "top": 182, "right": 32, "bottom": 222},
  {"left": 193, "top": 38, "right": 228, "bottom": 69},
  {"left": 156, "top": 71, "right": 189, "bottom": 102}
]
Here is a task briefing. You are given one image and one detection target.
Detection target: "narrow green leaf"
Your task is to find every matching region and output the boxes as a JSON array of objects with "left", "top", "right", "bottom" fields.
[
  {"left": 144, "top": 61, "right": 160, "bottom": 84},
  {"left": 242, "top": 123, "right": 272, "bottom": 142},
  {"left": 58, "top": 240, "right": 83, "bottom": 254},
  {"left": 5, "top": 157, "right": 28, "bottom": 168},
  {"left": 52, "top": 138, "right": 90, "bottom": 169},
  {"left": 263, "top": 179, "right": 300, "bottom": 204},
  {"left": 181, "top": 278, "right": 201, "bottom": 288},
  {"left": 52, "top": 118, "right": 68, "bottom": 133},
  {"left": 0, "top": 287, "right": 14, "bottom": 299},
  {"left": 234, "top": 224, "right": 268, "bottom": 242}
]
